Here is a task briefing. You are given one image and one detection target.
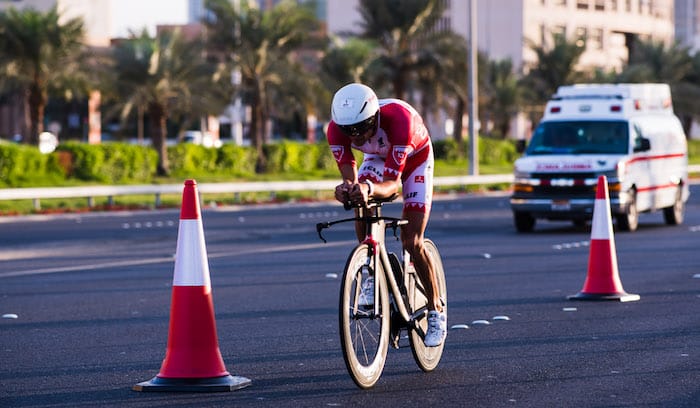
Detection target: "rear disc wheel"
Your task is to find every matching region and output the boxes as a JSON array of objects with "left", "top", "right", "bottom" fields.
[{"left": 408, "top": 239, "right": 447, "bottom": 372}]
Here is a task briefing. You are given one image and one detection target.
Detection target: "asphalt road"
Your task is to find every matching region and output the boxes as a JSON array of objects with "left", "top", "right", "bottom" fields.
[{"left": 1, "top": 186, "right": 699, "bottom": 407}]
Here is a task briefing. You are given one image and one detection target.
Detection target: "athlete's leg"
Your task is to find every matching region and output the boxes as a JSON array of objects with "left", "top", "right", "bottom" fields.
[
  {"left": 401, "top": 211, "right": 442, "bottom": 312},
  {"left": 400, "top": 154, "right": 440, "bottom": 311}
]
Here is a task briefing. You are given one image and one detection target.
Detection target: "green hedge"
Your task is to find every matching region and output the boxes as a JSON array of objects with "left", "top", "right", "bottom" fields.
[
  {"left": 0, "top": 141, "right": 338, "bottom": 186},
  {"left": 0, "top": 143, "right": 65, "bottom": 187},
  {"left": 56, "top": 142, "right": 158, "bottom": 184},
  {"left": 432, "top": 138, "right": 518, "bottom": 165},
  {"left": 688, "top": 139, "right": 700, "bottom": 161},
  {"left": 263, "top": 141, "right": 337, "bottom": 175},
  {"left": 1, "top": 138, "right": 697, "bottom": 188}
]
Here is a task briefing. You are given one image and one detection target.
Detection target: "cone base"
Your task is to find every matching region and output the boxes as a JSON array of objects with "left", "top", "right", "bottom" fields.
[
  {"left": 568, "top": 292, "right": 640, "bottom": 302},
  {"left": 132, "top": 374, "right": 252, "bottom": 392}
]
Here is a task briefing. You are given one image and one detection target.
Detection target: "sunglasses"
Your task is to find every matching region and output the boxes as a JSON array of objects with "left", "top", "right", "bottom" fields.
[{"left": 338, "top": 115, "right": 377, "bottom": 137}]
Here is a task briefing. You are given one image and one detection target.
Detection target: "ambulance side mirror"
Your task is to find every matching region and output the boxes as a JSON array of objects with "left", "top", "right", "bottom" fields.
[
  {"left": 633, "top": 137, "right": 650, "bottom": 153},
  {"left": 516, "top": 139, "right": 527, "bottom": 153}
]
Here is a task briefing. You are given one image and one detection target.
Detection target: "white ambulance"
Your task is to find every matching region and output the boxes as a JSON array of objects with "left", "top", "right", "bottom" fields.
[{"left": 510, "top": 83, "right": 688, "bottom": 232}]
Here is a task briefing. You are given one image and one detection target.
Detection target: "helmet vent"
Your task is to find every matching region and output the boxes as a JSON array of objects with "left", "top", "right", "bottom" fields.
[{"left": 358, "top": 101, "right": 368, "bottom": 114}]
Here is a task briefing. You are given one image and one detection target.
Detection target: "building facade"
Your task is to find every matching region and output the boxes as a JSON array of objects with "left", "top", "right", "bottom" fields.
[
  {"left": 325, "top": 0, "right": 677, "bottom": 139},
  {"left": 0, "top": 0, "right": 112, "bottom": 46},
  {"left": 327, "top": 0, "right": 675, "bottom": 74},
  {"left": 676, "top": 0, "right": 700, "bottom": 52}
]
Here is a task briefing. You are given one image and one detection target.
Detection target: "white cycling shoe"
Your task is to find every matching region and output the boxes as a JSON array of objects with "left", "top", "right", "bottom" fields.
[
  {"left": 358, "top": 276, "right": 374, "bottom": 307},
  {"left": 424, "top": 310, "right": 447, "bottom": 347}
]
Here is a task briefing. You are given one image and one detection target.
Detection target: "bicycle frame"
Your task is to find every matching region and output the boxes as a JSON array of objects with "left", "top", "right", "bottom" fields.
[
  {"left": 317, "top": 202, "right": 427, "bottom": 333},
  {"left": 320, "top": 198, "right": 447, "bottom": 388}
]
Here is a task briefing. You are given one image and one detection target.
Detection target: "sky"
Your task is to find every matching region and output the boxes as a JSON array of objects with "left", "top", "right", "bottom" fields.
[{"left": 111, "top": 0, "right": 189, "bottom": 38}]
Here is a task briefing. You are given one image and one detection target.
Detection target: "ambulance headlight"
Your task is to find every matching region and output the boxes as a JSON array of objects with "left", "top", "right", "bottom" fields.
[
  {"left": 514, "top": 168, "right": 531, "bottom": 181},
  {"left": 513, "top": 168, "right": 535, "bottom": 193},
  {"left": 600, "top": 170, "right": 622, "bottom": 193}
]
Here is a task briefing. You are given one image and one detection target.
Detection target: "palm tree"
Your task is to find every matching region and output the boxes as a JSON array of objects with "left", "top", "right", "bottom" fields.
[
  {"left": 204, "top": 0, "right": 324, "bottom": 172},
  {"left": 678, "top": 51, "right": 700, "bottom": 134},
  {"left": 321, "top": 37, "right": 376, "bottom": 91},
  {"left": 356, "top": 0, "right": 478, "bottom": 144},
  {"left": 482, "top": 58, "right": 522, "bottom": 139},
  {"left": 0, "top": 6, "right": 88, "bottom": 145},
  {"left": 413, "top": 28, "right": 469, "bottom": 141},
  {"left": 617, "top": 39, "right": 699, "bottom": 136},
  {"left": 109, "top": 30, "right": 230, "bottom": 175},
  {"left": 520, "top": 33, "right": 586, "bottom": 124},
  {"left": 618, "top": 39, "right": 693, "bottom": 83},
  {"left": 358, "top": 0, "right": 454, "bottom": 100}
]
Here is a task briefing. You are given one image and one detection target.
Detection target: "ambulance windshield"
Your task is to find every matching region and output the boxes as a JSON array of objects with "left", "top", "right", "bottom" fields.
[{"left": 526, "top": 121, "right": 629, "bottom": 155}]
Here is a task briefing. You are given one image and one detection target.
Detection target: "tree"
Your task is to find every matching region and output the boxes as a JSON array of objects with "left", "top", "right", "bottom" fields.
[
  {"left": 618, "top": 39, "right": 692, "bottom": 83},
  {"left": 204, "top": 0, "right": 324, "bottom": 172},
  {"left": 481, "top": 58, "right": 522, "bottom": 139},
  {"left": 109, "top": 30, "right": 230, "bottom": 175},
  {"left": 413, "top": 28, "right": 469, "bottom": 142},
  {"left": 678, "top": 51, "right": 700, "bottom": 133},
  {"left": 356, "top": 0, "right": 475, "bottom": 144},
  {"left": 321, "top": 37, "right": 376, "bottom": 92},
  {"left": 520, "top": 33, "right": 586, "bottom": 123},
  {"left": 617, "top": 39, "right": 699, "bottom": 136},
  {"left": 358, "top": 0, "right": 454, "bottom": 99},
  {"left": 0, "top": 6, "right": 88, "bottom": 145}
]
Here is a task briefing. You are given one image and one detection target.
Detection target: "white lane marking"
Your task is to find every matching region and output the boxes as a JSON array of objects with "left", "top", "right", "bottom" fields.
[
  {"left": 122, "top": 220, "right": 175, "bottom": 229},
  {"left": 552, "top": 241, "right": 589, "bottom": 250},
  {"left": 0, "top": 240, "right": 353, "bottom": 278}
]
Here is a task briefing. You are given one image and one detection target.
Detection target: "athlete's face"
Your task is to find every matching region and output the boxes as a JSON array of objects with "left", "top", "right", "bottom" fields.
[
  {"left": 349, "top": 128, "right": 373, "bottom": 146},
  {"left": 338, "top": 113, "right": 377, "bottom": 146}
]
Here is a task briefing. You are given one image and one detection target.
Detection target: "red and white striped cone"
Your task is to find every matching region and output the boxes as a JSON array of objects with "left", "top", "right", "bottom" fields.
[
  {"left": 568, "top": 175, "right": 640, "bottom": 302},
  {"left": 134, "top": 179, "right": 251, "bottom": 392}
]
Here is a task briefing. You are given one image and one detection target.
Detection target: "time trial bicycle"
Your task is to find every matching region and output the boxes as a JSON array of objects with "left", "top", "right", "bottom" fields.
[{"left": 316, "top": 196, "right": 447, "bottom": 388}]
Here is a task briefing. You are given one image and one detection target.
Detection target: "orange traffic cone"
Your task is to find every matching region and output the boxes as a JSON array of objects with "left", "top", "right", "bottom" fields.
[
  {"left": 568, "top": 175, "right": 640, "bottom": 302},
  {"left": 134, "top": 180, "right": 251, "bottom": 392}
]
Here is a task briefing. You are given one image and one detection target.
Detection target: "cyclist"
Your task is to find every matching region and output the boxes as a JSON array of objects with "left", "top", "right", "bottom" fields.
[{"left": 327, "top": 83, "right": 446, "bottom": 347}]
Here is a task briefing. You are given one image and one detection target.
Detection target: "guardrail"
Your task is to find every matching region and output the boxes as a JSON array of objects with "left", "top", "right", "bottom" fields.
[
  {"left": 0, "top": 174, "right": 515, "bottom": 210},
  {"left": 1, "top": 165, "right": 698, "bottom": 210}
]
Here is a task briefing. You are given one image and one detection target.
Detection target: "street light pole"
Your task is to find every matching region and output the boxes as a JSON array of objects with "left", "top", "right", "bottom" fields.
[{"left": 468, "top": 0, "right": 479, "bottom": 175}]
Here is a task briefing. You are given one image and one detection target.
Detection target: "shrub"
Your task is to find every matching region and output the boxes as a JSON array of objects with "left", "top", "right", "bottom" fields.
[
  {"left": 0, "top": 143, "right": 66, "bottom": 187},
  {"left": 56, "top": 142, "right": 157, "bottom": 183},
  {"left": 168, "top": 144, "right": 219, "bottom": 178},
  {"left": 57, "top": 142, "right": 107, "bottom": 182},
  {"left": 312, "top": 141, "right": 339, "bottom": 173},
  {"left": 433, "top": 139, "right": 465, "bottom": 161},
  {"left": 216, "top": 144, "right": 256, "bottom": 177},
  {"left": 478, "top": 137, "right": 518, "bottom": 165}
]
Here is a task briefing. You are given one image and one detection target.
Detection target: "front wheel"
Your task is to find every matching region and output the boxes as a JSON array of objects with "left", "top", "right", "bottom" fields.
[
  {"left": 408, "top": 239, "right": 447, "bottom": 372},
  {"left": 514, "top": 211, "right": 535, "bottom": 232},
  {"left": 339, "top": 244, "right": 390, "bottom": 389}
]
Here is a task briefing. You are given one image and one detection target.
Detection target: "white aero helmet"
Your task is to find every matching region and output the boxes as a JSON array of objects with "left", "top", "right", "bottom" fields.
[{"left": 331, "top": 83, "right": 379, "bottom": 136}]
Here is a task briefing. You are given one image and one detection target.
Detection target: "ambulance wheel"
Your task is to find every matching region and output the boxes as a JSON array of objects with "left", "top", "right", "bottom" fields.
[
  {"left": 572, "top": 219, "right": 587, "bottom": 229},
  {"left": 663, "top": 186, "right": 684, "bottom": 225},
  {"left": 514, "top": 212, "right": 535, "bottom": 232},
  {"left": 617, "top": 190, "right": 638, "bottom": 232}
]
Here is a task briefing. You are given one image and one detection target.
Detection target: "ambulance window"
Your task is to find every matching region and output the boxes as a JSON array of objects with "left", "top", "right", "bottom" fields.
[
  {"left": 632, "top": 125, "right": 644, "bottom": 150},
  {"left": 526, "top": 120, "right": 628, "bottom": 155},
  {"left": 633, "top": 125, "right": 650, "bottom": 152}
]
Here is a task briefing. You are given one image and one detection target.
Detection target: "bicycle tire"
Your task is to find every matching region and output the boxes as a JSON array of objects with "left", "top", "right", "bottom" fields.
[
  {"left": 408, "top": 239, "right": 447, "bottom": 372},
  {"left": 338, "top": 244, "right": 390, "bottom": 389}
]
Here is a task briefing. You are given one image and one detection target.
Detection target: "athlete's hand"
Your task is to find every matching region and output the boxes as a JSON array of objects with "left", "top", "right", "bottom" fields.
[
  {"left": 348, "top": 183, "right": 369, "bottom": 207},
  {"left": 334, "top": 182, "right": 352, "bottom": 204}
]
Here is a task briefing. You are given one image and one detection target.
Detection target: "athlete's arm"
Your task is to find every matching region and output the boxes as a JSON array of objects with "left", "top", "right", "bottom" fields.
[{"left": 335, "top": 163, "right": 357, "bottom": 203}]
